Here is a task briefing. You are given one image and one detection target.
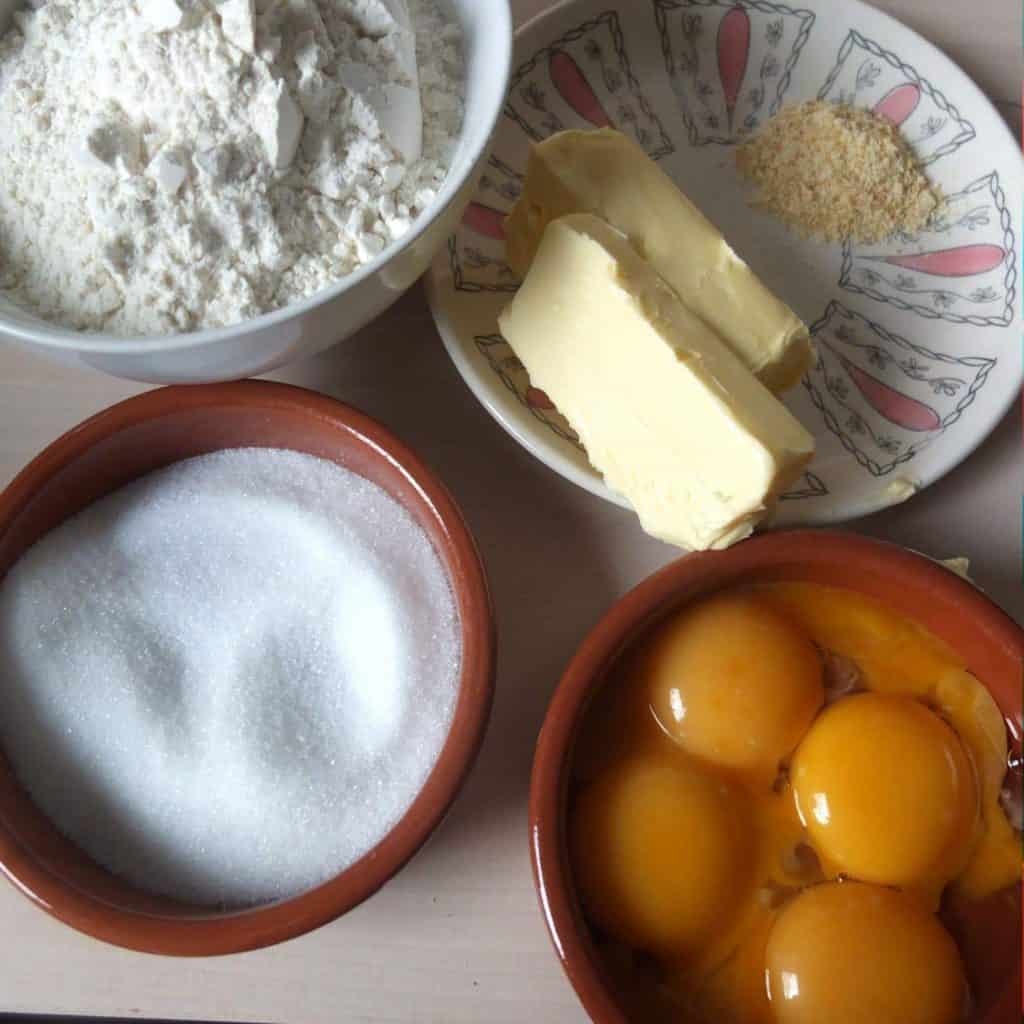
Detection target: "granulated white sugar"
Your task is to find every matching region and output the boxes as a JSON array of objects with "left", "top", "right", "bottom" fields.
[{"left": 0, "top": 448, "right": 461, "bottom": 907}]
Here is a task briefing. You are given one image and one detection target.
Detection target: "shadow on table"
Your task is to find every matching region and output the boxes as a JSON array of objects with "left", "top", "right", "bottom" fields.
[{"left": 858, "top": 407, "right": 1023, "bottom": 626}]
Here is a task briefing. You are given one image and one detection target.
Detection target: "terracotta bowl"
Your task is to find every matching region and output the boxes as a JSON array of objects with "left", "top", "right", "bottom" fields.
[
  {"left": 529, "top": 531, "right": 1023, "bottom": 1023},
  {"left": 0, "top": 381, "right": 495, "bottom": 955}
]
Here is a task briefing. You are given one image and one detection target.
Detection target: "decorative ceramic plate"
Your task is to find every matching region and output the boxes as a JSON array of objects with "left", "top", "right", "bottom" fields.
[{"left": 426, "top": 0, "right": 1022, "bottom": 527}]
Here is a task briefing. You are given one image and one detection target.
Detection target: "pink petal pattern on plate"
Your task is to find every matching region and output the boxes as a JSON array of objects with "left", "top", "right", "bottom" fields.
[
  {"left": 717, "top": 6, "right": 751, "bottom": 130},
  {"left": 803, "top": 302, "right": 997, "bottom": 478},
  {"left": 653, "top": 0, "right": 815, "bottom": 146},
  {"left": 817, "top": 29, "right": 975, "bottom": 165},
  {"left": 473, "top": 335, "right": 582, "bottom": 449},
  {"left": 462, "top": 203, "right": 507, "bottom": 241},
  {"left": 841, "top": 172, "right": 1016, "bottom": 326},
  {"left": 872, "top": 83, "right": 920, "bottom": 125},
  {"left": 837, "top": 354, "right": 942, "bottom": 432},
  {"left": 447, "top": 156, "right": 522, "bottom": 294},
  {"left": 504, "top": 12, "right": 672, "bottom": 156},
  {"left": 548, "top": 50, "right": 613, "bottom": 128},
  {"left": 881, "top": 244, "right": 1007, "bottom": 278}
]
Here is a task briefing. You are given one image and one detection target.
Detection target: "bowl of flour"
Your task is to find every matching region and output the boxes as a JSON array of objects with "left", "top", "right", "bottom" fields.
[
  {"left": 0, "top": 381, "right": 495, "bottom": 954},
  {"left": 0, "top": 0, "right": 512, "bottom": 382}
]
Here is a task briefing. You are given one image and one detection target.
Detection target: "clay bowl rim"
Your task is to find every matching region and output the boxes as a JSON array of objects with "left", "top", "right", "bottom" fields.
[
  {"left": 528, "top": 530, "right": 1023, "bottom": 1024},
  {"left": 0, "top": 380, "right": 496, "bottom": 956}
]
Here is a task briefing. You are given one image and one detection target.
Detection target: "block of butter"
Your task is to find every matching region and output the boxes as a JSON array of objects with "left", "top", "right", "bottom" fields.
[
  {"left": 505, "top": 128, "right": 812, "bottom": 393},
  {"left": 498, "top": 214, "right": 815, "bottom": 551}
]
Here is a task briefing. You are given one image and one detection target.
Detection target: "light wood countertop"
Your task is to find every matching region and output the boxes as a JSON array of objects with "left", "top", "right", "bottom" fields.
[{"left": 0, "top": 1, "right": 1020, "bottom": 1020}]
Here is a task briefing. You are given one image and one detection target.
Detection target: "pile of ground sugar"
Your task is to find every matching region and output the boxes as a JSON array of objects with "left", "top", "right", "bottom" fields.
[
  {"left": 0, "top": 0, "right": 463, "bottom": 336},
  {"left": 0, "top": 448, "right": 461, "bottom": 907},
  {"left": 735, "top": 100, "right": 942, "bottom": 244}
]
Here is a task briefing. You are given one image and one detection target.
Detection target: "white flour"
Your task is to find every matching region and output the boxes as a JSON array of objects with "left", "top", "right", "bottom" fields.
[{"left": 0, "top": 0, "right": 463, "bottom": 336}]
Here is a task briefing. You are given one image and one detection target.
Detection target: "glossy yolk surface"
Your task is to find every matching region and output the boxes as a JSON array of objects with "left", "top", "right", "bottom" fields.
[
  {"left": 758, "top": 583, "right": 963, "bottom": 693},
  {"left": 573, "top": 655, "right": 816, "bottom": 1022},
  {"left": 656, "top": 786, "right": 817, "bottom": 1024},
  {"left": 570, "top": 754, "right": 751, "bottom": 957},
  {"left": 572, "top": 651, "right": 672, "bottom": 786},
  {"left": 666, "top": 913, "right": 778, "bottom": 1024},
  {"left": 763, "top": 583, "right": 1020, "bottom": 901},
  {"left": 791, "top": 692, "right": 979, "bottom": 903},
  {"left": 938, "top": 669, "right": 1021, "bottom": 901},
  {"left": 643, "top": 593, "right": 824, "bottom": 786},
  {"left": 765, "top": 881, "right": 966, "bottom": 1024},
  {"left": 569, "top": 583, "right": 1020, "bottom": 1023}
]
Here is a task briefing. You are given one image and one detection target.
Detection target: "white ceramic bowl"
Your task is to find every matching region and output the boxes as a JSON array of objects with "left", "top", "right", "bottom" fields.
[{"left": 0, "top": 0, "right": 512, "bottom": 384}]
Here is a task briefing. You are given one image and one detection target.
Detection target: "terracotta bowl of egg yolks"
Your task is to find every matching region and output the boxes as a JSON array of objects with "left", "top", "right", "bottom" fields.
[
  {"left": 529, "top": 530, "right": 1023, "bottom": 1024},
  {"left": 0, "top": 381, "right": 496, "bottom": 956}
]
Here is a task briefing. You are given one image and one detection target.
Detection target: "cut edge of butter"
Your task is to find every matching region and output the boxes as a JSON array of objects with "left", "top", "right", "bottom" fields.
[
  {"left": 498, "top": 213, "right": 816, "bottom": 551},
  {"left": 504, "top": 128, "right": 813, "bottom": 394},
  {"left": 883, "top": 475, "right": 919, "bottom": 505}
]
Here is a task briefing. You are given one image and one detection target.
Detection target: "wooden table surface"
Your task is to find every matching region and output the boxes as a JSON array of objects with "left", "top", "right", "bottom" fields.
[{"left": 0, "top": 1, "right": 1020, "bottom": 1021}]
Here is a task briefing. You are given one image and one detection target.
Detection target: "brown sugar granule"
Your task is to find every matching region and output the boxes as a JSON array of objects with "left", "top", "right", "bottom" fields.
[{"left": 735, "top": 100, "right": 942, "bottom": 244}]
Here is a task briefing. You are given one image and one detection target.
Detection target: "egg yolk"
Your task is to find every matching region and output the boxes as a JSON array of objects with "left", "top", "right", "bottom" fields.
[
  {"left": 570, "top": 755, "right": 751, "bottom": 957},
  {"left": 671, "top": 913, "right": 777, "bottom": 1024},
  {"left": 791, "top": 692, "right": 979, "bottom": 896},
  {"left": 643, "top": 593, "right": 823, "bottom": 785},
  {"left": 765, "top": 881, "right": 966, "bottom": 1024}
]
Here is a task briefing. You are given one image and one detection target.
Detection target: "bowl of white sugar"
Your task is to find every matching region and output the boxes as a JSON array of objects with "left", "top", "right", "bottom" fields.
[
  {"left": 0, "top": 381, "right": 495, "bottom": 954},
  {"left": 0, "top": 0, "right": 512, "bottom": 383}
]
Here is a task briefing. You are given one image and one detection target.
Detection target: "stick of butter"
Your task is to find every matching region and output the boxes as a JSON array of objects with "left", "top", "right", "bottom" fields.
[
  {"left": 498, "top": 214, "right": 815, "bottom": 551},
  {"left": 505, "top": 129, "right": 812, "bottom": 393}
]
